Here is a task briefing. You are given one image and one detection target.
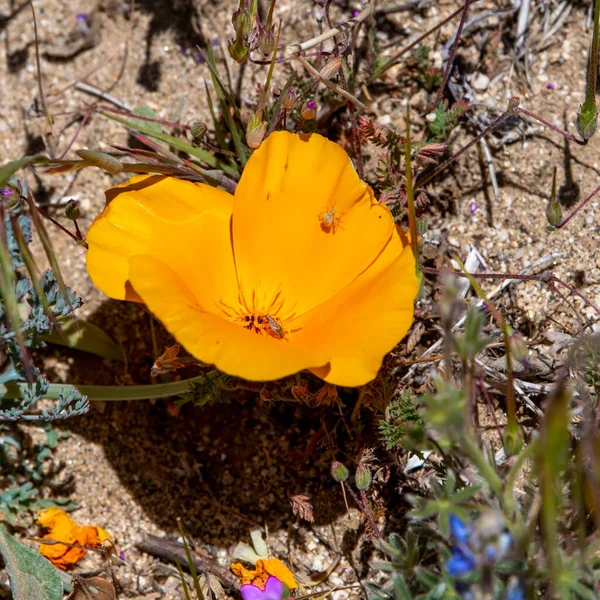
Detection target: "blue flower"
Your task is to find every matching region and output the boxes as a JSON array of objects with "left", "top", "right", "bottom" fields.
[
  {"left": 449, "top": 514, "right": 470, "bottom": 544},
  {"left": 447, "top": 546, "right": 477, "bottom": 577},
  {"left": 447, "top": 515, "right": 476, "bottom": 577},
  {"left": 505, "top": 579, "right": 525, "bottom": 600}
]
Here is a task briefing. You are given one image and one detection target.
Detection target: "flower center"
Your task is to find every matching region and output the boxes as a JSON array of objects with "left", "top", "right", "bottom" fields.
[
  {"left": 218, "top": 291, "right": 299, "bottom": 341},
  {"left": 240, "top": 313, "right": 286, "bottom": 339}
]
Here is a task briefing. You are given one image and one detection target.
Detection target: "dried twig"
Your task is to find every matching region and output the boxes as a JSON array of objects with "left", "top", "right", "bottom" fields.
[
  {"left": 136, "top": 534, "right": 239, "bottom": 591},
  {"left": 285, "top": 4, "right": 373, "bottom": 56}
]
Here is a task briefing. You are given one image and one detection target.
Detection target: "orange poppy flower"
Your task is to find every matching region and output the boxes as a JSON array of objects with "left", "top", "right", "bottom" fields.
[
  {"left": 232, "top": 558, "right": 297, "bottom": 590},
  {"left": 86, "top": 132, "right": 417, "bottom": 386},
  {"left": 37, "top": 507, "right": 113, "bottom": 569}
]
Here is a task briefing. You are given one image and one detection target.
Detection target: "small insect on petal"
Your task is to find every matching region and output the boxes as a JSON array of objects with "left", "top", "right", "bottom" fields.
[
  {"left": 318, "top": 207, "right": 343, "bottom": 233},
  {"left": 265, "top": 315, "right": 284, "bottom": 339}
]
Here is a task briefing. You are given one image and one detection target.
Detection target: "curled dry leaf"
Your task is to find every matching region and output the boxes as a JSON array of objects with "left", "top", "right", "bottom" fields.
[{"left": 67, "top": 576, "right": 116, "bottom": 600}]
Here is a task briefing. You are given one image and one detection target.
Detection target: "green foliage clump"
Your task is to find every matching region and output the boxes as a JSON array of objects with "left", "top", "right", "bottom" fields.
[{"left": 379, "top": 390, "right": 421, "bottom": 450}]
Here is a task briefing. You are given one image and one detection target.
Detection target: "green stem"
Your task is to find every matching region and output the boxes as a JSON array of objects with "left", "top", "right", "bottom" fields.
[
  {"left": 461, "top": 433, "right": 504, "bottom": 503},
  {"left": 0, "top": 374, "right": 212, "bottom": 402},
  {"left": 504, "top": 439, "right": 538, "bottom": 521},
  {"left": 404, "top": 106, "right": 419, "bottom": 266},
  {"left": 587, "top": 0, "right": 600, "bottom": 107}
]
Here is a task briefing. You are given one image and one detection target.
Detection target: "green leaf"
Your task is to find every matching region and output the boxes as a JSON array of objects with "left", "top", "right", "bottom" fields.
[
  {"left": 0, "top": 156, "right": 48, "bottom": 189},
  {"left": 0, "top": 525, "right": 63, "bottom": 600},
  {"left": 132, "top": 106, "right": 164, "bottom": 135},
  {"left": 42, "top": 316, "right": 123, "bottom": 361},
  {"left": 101, "top": 111, "right": 239, "bottom": 178}
]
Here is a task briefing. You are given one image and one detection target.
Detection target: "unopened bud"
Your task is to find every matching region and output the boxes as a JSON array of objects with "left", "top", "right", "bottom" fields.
[
  {"left": 290, "top": 384, "right": 313, "bottom": 404},
  {"left": 319, "top": 57, "right": 342, "bottom": 81},
  {"left": 228, "top": 36, "right": 250, "bottom": 64},
  {"left": 507, "top": 96, "right": 520, "bottom": 114},
  {"left": 246, "top": 115, "right": 267, "bottom": 149},
  {"left": 301, "top": 100, "right": 317, "bottom": 120},
  {"left": 282, "top": 88, "right": 297, "bottom": 110},
  {"left": 232, "top": 8, "right": 252, "bottom": 35},
  {"left": 65, "top": 200, "right": 80, "bottom": 221},
  {"left": 546, "top": 199, "right": 562, "bottom": 229},
  {"left": 355, "top": 463, "right": 372, "bottom": 491},
  {"left": 576, "top": 100, "right": 598, "bottom": 141},
  {"left": 331, "top": 461, "right": 349, "bottom": 482},
  {"left": 417, "top": 218, "right": 428, "bottom": 235},
  {"left": 508, "top": 329, "right": 528, "bottom": 364},
  {"left": 76, "top": 150, "right": 123, "bottom": 174},
  {"left": 259, "top": 27, "right": 276, "bottom": 55},
  {"left": 191, "top": 122, "right": 207, "bottom": 146}
]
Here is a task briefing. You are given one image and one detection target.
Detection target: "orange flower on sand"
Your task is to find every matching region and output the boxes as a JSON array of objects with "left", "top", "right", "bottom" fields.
[
  {"left": 37, "top": 507, "right": 113, "bottom": 569},
  {"left": 86, "top": 132, "right": 418, "bottom": 386},
  {"left": 232, "top": 558, "right": 297, "bottom": 590}
]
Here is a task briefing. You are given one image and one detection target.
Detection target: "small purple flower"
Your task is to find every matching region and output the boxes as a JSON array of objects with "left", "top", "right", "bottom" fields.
[
  {"left": 352, "top": 10, "right": 360, "bottom": 17},
  {"left": 307, "top": 100, "right": 317, "bottom": 110},
  {"left": 75, "top": 12, "right": 88, "bottom": 21},
  {"left": 1, "top": 188, "right": 13, "bottom": 197},
  {"left": 546, "top": 83, "right": 555, "bottom": 90},
  {"left": 241, "top": 577, "right": 284, "bottom": 600},
  {"left": 119, "top": 550, "right": 126, "bottom": 561},
  {"left": 469, "top": 200, "right": 477, "bottom": 214}
]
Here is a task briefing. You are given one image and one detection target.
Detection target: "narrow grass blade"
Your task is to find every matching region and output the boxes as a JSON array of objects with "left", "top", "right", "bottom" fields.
[
  {"left": 178, "top": 522, "right": 204, "bottom": 600},
  {"left": 23, "top": 193, "right": 76, "bottom": 331},
  {"left": 0, "top": 156, "right": 48, "bottom": 189},
  {"left": 101, "top": 112, "right": 239, "bottom": 178},
  {"left": 202, "top": 45, "right": 248, "bottom": 166},
  {"left": 175, "top": 561, "right": 193, "bottom": 600}
]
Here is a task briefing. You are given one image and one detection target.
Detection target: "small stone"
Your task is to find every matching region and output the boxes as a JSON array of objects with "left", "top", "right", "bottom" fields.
[{"left": 471, "top": 73, "right": 490, "bottom": 91}]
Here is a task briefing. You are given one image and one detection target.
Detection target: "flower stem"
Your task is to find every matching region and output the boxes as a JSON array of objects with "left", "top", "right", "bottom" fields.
[
  {"left": 0, "top": 374, "right": 213, "bottom": 402},
  {"left": 405, "top": 106, "right": 419, "bottom": 265},
  {"left": 461, "top": 433, "right": 504, "bottom": 502}
]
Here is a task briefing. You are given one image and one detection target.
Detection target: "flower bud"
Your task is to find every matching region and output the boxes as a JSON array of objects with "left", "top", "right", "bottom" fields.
[
  {"left": 331, "top": 461, "right": 349, "bottom": 482},
  {"left": 76, "top": 150, "right": 123, "bottom": 174},
  {"left": 301, "top": 100, "right": 317, "bottom": 120},
  {"left": 232, "top": 8, "right": 252, "bottom": 35},
  {"left": 259, "top": 27, "right": 276, "bottom": 55},
  {"left": 355, "top": 463, "right": 372, "bottom": 491},
  {"left": 65, "top": 200, "right": 80, "bottom": 221},
  {"left": 191, "top": 121, "right": 207, "bottom": 146},
  {"left": 281, "top": 88, "right": 297, "bottom": 110},
  {"left": 228, "top": 36, "right": 250, "bottom": 64},
  {"left": 290, "top": 384, "right": 313, "bottom": 404},
  {"left": 576, "top": 100, "right": 598, "bottom": 141},
  {"left": 246, "top": 115, "right": 267, "bottom": 149},
  {"left": 319, "top": 57, "right": 342, "bottom": 81},
  {"left": 507, "top": 96, "right": 520, "bottom": 114},
  {"left": 545, "top": 198, "right": 562, "bottom": 228},
  {"left": 508, "top": 329, "right": 528, "bottom": 364}
]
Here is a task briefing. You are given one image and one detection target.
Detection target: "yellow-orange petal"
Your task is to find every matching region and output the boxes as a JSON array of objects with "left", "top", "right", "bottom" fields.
[
  {"left": 37, "top": 507, "right": 76, "bottom": 530},
  {"left": 127, "top": 255, "right": 330, "bottom": 381},
  {"left": 86, "top": 175, "right": 237, "bottom": 306},
  {"left": 95, "top": 527, "right": 113, "bottom": 544},
  {"left": 232, "top": 131, "right": 396, "bottom": 317},
  {"left": 291, "top": 228, "right": 417, "bottom": 386},
  {"left": 260, "top": 558, "right": 297, "bottom": 589}
]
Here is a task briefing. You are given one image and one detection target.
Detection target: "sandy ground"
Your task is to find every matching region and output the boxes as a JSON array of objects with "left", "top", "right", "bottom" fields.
[{"left": 1, "top": 0, "right": 600, "bottom": 597}]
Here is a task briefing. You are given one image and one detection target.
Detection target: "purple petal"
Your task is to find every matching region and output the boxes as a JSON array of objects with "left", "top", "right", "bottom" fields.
[
  {"left": 263, "top": 577, "right": 284, "bottom": 600},
  {"left": 241, "top": 584, "right": 265, "bottom": 600}
]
